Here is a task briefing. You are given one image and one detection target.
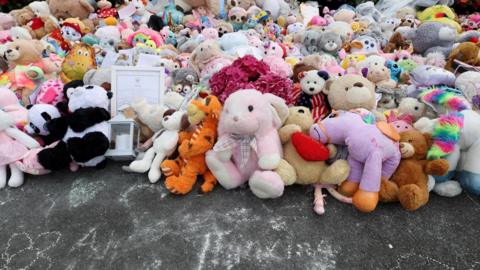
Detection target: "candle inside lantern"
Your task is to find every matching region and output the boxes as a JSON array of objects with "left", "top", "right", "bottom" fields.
[{"left": 116, "top": 134, "right": 130, "bottom": 150}]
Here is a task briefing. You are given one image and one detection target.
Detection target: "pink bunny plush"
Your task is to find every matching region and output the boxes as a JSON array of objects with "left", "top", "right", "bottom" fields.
[{"left": 206, "top": 89, "right": 289, "bottom": 198}]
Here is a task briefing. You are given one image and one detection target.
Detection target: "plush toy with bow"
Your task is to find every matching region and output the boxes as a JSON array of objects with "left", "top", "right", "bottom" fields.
[
  {"left": 293, "top": 70, "right": 330, "bottom": 122},
  {"left": 206, "top": 89, "right": 289, "bottom": 198},
  {"left": 0, "top": 109, "right": 41, "bottom": 189}
]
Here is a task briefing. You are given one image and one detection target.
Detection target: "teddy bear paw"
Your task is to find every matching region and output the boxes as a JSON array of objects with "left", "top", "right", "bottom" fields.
[
  {"left": 433, "top": 181, "right": 462, "bottom": 197},
  {"left": 379, "top": 178, "right": 399, "bottom": 202},
  {"left": 249, "top": 171, "right": 284, "bottom": 199},
  {"left": 398, "top": 184, "right": 427, "bottom": 211}
]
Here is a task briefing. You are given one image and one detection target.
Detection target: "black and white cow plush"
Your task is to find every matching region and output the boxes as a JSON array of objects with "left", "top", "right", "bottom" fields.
[
  {"left": 38, "top": 85, "right": 112, "bottom": 170},
  {"left": 25, "top": 104, "right": 68, "bottom": 146}
]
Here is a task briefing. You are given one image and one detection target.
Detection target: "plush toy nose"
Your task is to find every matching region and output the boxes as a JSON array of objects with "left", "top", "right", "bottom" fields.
[
  {"left": 233, "top": 116, "right": 239, "bottom": 121},
  {"left": 309, "top": 87, "right": 315, "bottom": 92},
  {"left": 6, "top": 49, "right": 11, "bottom": 53}
]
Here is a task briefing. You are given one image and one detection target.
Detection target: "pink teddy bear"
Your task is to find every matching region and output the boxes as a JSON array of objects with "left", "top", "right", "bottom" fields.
[
  {"left": 206, "top": 89, "right": 289, "bottom": 198},
  {"left": 262, "top": 41, "right": 292, "bottom": 78}
]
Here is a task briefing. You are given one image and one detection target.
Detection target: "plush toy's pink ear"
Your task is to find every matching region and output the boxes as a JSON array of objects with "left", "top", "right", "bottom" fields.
[{"left": 263, "top": 93, "right": 288, "bottom": 128}]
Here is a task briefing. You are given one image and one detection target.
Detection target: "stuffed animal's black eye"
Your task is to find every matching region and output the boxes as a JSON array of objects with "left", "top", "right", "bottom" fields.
[
  {"left": 16, "top": 46, "right": 19, "bottom": 50},
  {"left": 298, "top": 109, "right": 305, "bottom": 113},
  {"left": 248, "top": 105, "right": 254, "bottom": 112},
  {"left": 328, "top": 114, "right": 336, "bottom": 118},
  {"left": 345, "top": 87, "right": 349, "bottom": 91},
  {"left": 164, "top": 116, "right": 169, "bottom": 121},
  {"left": 414, "top": 106, "right": 419, "bottom": 110}
]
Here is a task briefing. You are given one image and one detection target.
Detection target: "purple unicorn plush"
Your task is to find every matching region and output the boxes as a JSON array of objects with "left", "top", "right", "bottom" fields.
[{"left": 310, "top": 110, "right": 401, "bottom": 212}]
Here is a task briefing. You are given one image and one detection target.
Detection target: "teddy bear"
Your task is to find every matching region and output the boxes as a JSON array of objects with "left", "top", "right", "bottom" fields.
[
  {"left": 126, "top": 110, "right": 190, "bottom": 183},
  {"left": 293, "top": 70, "right": 330, "bottom": 121},
  {"left": 48, "top": 0, "right": 94, "bottom": 20},
  {"left": 161, "top": 95, "right": 222, "bottom": 194},
  {"left": 300, "top": 29, "right": 323, "bottom": 55},
  {"left": 380, "top": 130, "right": 449, "bottom": 211},
  {"left": 445, "top": 42, "right": 480, "bottom": 72},
  {"left": 0, "top": 109, "right": 41, "bottom": 189},
  {"left": 322, "top": 74, "right": 377, "bottom": 111},
  {"left": 23, "top": 15, "right": 58, "bottom": 40},
  {"left": 275, "top": 106, "right": 351, "bottom": 214},
  {"left": 310, "top": 109, "right": 401, "bottom": 212},
  {"left": 3, "top": 39, "right": 58, "bottom": 75},
  {"left": 361, "top": 65, "right": 397, "bottom": 88},
  {"left": 9, "top": 6, "right": 35, "bottom": 27},
  {"left": 318, "top": 31, "right": 343, "bottom": 56},
  {"left": 262, "top": 41, "right": 292, "bottom": 78},
  {"left": 206, "top": 89, "right": 289, "bottom": 199},
  {"left": 188, "top": 39, "right": 233, "bottom": 80},
  {"left": 255, "top": 0, "right": 290, "bottom": 20}
]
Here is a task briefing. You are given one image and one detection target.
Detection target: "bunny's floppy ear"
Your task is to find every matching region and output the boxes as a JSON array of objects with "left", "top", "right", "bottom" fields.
[{"left": 263, "top": 93, "right": 288, "bottom": 128}]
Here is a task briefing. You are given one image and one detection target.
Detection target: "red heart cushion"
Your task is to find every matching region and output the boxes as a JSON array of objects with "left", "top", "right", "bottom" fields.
[{"left": 291, "top": 132, "right": 329, "bottom": 161}]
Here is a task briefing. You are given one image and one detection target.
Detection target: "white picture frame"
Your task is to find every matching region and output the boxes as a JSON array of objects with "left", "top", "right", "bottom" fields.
[{"left": 110, "top": 66, "right": 166, "bottom": 117}]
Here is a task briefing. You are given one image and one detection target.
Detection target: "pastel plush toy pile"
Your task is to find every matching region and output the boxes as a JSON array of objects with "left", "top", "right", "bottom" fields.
[{"left": 1, "top": 0, "right": 480, "bottom": 216}]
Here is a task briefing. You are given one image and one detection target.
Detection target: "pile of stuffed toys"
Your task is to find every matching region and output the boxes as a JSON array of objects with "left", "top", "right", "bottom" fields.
[{"left": 1, "top": 0, "right": 480, "bottom": 214}]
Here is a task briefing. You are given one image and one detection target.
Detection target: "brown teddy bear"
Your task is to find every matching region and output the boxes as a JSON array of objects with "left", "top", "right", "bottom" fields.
[
  {"left": 10, "top": 6, "right": 35, "bottom": 26},
  {"left": 275, "top": 106, "right": 350, "bottom": 214},
  {"left": 24, "top": 16, "right": 58, "bottom": 39},
  {"left": 380, "top": 130, "right": 449, "bottom": 211},
  {"left": 48, "top": 0, "right": 95, "bottom": 30},
  {"left": 322, "top": 74, "right": 377, "bottom": 111},
  {"left": 3, "top": 39, "right": 59, "bottom": 75},
  {"left": 445, "top": 42, "right": 480, "bottom": 71}
]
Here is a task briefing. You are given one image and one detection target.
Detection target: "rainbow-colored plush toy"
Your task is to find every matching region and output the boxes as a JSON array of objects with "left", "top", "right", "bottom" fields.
[
  {"left": 427, "top": 112, "right": 464, "bottom": 160},
  {"left": 419, "top": 86, "right": 471, "bottom": 114}
]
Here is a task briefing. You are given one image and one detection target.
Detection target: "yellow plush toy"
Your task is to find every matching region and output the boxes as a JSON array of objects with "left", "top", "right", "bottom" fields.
[
  {"left": 417, "top": 5, "right": 462, "bottom": 32},
  {"left": 60, "top": 43, "right": 96, "bottom": 83}
]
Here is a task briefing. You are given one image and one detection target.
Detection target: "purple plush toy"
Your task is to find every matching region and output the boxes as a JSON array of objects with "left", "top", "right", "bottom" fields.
[{"left": 310, "top": 110, "right": 401, "bottom": 212}]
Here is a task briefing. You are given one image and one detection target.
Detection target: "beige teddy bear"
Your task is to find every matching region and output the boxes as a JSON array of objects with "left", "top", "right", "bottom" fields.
[{"left": 275, "top": 106, "right": 351, "bottom": 214}]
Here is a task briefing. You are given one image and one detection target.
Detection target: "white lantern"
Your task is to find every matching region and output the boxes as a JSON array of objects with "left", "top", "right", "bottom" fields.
[{"left": 105, "top": 114, "right": 140, "bottom": 160}]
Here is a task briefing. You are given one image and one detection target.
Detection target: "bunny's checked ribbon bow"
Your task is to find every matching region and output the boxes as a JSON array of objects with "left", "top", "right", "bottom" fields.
[{"left": 214, "top": 134, "right": 257, "bottom": 168}]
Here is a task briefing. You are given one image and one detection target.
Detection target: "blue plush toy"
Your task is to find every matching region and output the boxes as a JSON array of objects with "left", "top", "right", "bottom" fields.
[{"left": 386, "top": 60, "right": 403, "bottom": 82}]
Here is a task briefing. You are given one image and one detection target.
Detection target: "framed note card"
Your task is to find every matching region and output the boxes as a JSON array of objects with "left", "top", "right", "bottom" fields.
[{"left": 111, "top": 66, "right": 166, "bottom": 117}]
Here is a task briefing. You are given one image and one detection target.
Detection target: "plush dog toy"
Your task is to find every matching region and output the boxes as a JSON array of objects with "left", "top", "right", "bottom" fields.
[
  {"left": 126, "top": 110, "right": 189, "bottom": 183},
  {"left": 206, "top": 89, "right": 289, "bottom": 199},
  {"left": 161, "top": 95, "right": 222, "bottom": 194},
  {"left": 310, "top": 110, "right": 401, "bottom": 212}
]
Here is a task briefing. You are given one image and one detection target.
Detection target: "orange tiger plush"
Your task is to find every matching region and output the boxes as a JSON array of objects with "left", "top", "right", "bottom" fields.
[{"left": 161, "top": 95, "right": 222, "bottom": 194}]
